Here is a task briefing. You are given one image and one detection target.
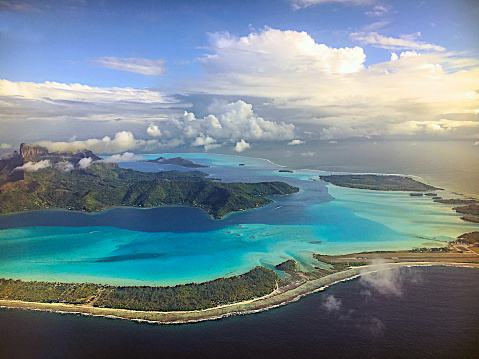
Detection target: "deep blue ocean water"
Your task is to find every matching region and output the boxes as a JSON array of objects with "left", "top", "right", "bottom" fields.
[{"left": 1, "top": 266, "right": 478, "bottom": 359}]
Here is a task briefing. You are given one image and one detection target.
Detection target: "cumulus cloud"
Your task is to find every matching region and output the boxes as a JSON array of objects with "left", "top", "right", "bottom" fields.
[
  {"left": 0, "top": 143, "right": 12, "bottom": 149},
  {"left": 350, "top": 31, "right": 445, "bottom": 51},
  {"left": 191, "top": 135, "right": 221, "bottom": 151},
  {"left": 287, "top": 139, "right": 305, "bottom": 145},
  {"left": 15, "top": 160, "right": 51, "bottom": 172},
  {"left": 198, "top": 28, "right": 366, "bottom": 82},
  {"left": 182, "top": 100, "right": 295, "bottom": 141},
  {"left": 234, "top": 139, "right": 250, "bottom": 152},
  {"left": 322, "top": 295, "right": 342, "bottom": 312},
  {"left": 91, "top": 57, "right": 167, "bottom": 75},
  {"left": 147, "top": 124, "right": 162, "bottom": 137},
  {"left": 104, "top": 152, "right": 143, "bottom": 162},
  {"left": 78, "top": 157, "right": 93, "bottom": 169},
  {"left": 189, "top": 28, "right": 479, "bottom": 141}
]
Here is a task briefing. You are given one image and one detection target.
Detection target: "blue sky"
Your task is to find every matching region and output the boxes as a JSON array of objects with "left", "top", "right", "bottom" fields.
[{"left": 1, "top": 0, "right": 478, "bottom": 153}]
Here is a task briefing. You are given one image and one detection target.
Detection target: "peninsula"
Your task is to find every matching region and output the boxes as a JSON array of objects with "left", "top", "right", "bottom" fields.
[{"left": 319, "top": 174, "right": 438, "bottom": 191}]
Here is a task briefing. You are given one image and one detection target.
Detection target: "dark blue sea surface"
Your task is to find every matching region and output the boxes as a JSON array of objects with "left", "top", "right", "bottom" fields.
[{"left": 1, "top": 266, "right": 478, "bottom": 359}]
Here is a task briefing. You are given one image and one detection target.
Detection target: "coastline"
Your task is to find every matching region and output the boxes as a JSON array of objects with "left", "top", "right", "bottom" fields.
[{"left": 2, "top": 262, "right": 478, "bottom": 325}]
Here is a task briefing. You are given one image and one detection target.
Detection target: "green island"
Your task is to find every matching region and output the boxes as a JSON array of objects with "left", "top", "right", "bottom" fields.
[
  {"left": 1, "top": 233, "right": 478, "bottom": 323},
  {"left": 319, "top": 174, "right": 438, "bottom": 191},
  {"left": 0, "top": 144, "right": 298, "bottom": 219},
  {"left": 145, "top": 156, "right": 209, "bottom": 168}
]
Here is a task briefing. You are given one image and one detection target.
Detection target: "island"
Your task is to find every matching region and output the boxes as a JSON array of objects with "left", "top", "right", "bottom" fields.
[
  {"left": 319, "top": 174, "right": 438, "bottom": 191},
  {"left": 145, "top": 156, "right": 209, "bottom": 168},
  {"left": 433, "top": 198, "right": 479, "bottom": 223},
  {"left": 1, "top": 232, "right": 478, "bottom": 323},
  {"left": 0, "top": 144, "right": 299, "bottom": 219}
]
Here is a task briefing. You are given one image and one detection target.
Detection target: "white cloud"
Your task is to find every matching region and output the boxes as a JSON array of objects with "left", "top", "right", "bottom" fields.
[
  {"left": 0, "top": 79, "right": 172, "bottom": 104},
  {"left": 15, "top": 160, "right": 51, "bottom": 172},
  {"left": 360, "top": 259, "right": 404, "bottom": 296},
  {"left": 78, "top": 157, "right": 93, "bottom": 169},
  {"left": 104, "top": 152, "right": 143, "bottom": 162},
  {"left": 191, "top": 135, "right": 222, "bottom": 151},
  {"left": 234, "top": 139, "right": 250, "bottom": 153},
  {"left": 182, "top": 100, "right": 295, "bottom": 141},
  {"left": 290, "top": 0, "right": 374, "bottom": 9},
  {"left": 365, "top": 4, "right": 390, "bottom": 17},
  {"left": 147, "top": 124, "right": 162, "bottom": 137},
  {"left": 35, "top": 131, "right": 145, "bottom": 154},
  {"left": 199, "top": 28, "right": 366, "bottom": 81},
  {"left": 0, "top": 143, "right": 12, "bottom": 149},
  {"left": 350, "top": 31, "right": 445, "bottom": 51},
  {"left": 0, "top": 79, "right": 182, "bottom": 126},
  {"left": 322, "top": 295, "right": 342, "bottom": 312},
  {"left": 301, "top": 151, "right": 315, "bottom": 156},
  {"left": 91, "top": 57, "right": 167, "bottom": 75},
  {"left": 55, "top": 161, "right": 74, "bottom": 173},
  {"left": 287, "top": 139, "right": 305, "bottom": 145},
  {"left": 194, "top": 28, "right": 476, "bottom": 141}
]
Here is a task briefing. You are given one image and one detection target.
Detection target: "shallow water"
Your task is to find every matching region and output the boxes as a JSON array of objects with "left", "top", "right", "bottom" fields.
[{"left": 0, "top": 153, "right": 476, "bottom": 285}]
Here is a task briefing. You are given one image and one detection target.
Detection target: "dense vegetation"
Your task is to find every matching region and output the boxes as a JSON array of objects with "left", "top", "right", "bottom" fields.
[
  {"left": 453, "top": 204, "right": 479, "bottom": 216},
  {"left": 0, "top": 267, "right": 278, "bottom": 311},
  {"left": 146, "top": 156, "right": 209, "bottom": 168},
  {"left": 274, "top": 259, "right": 298, "bottom": 275},
  {"left": 461, "top": 216, "right": 479, "bottom": 223},
  {"left": 434, "top": 198, "right": 478, "bottom": 205},
  {"left": 456, "top": 231, "right": 479, "bottom": 245},
  {"left": 0, "top": 162, "right": 298, "bottom": 218},
  {"left": 319, "top": 174, "right": 438, "bottom": 191},
  {"left": 0, "top": 280, "right": 100, "bottom": 305}
]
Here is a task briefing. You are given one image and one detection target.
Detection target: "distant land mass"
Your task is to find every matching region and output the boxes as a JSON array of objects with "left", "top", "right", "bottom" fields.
[
  {"left": 319, "top": 174, "right": 439, "bottom": 192},
  {"left": 0, "top": 144, "right": 299, "bottom": 218},
  {"left": 146, "top": 156, "right": 209, "bottom": 168}
]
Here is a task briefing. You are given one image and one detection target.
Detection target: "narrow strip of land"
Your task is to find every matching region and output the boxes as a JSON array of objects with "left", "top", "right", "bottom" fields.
[{"left": 1, "top": 259, "right": 478, "bottom": 324}]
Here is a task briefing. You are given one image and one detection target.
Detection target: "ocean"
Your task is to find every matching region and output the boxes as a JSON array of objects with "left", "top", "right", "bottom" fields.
[{"left": 1, "top": 266, "right": 478, "bottom": 359}]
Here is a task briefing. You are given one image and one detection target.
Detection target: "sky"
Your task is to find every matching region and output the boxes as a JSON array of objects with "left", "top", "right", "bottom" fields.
[{"left": 1, "top": 0, "right": 478, "bottom": 154}]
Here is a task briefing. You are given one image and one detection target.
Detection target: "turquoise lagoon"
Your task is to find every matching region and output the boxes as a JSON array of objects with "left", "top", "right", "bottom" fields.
[{"left": 0, "top": 154, "right": 476, "bottom": 286}]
